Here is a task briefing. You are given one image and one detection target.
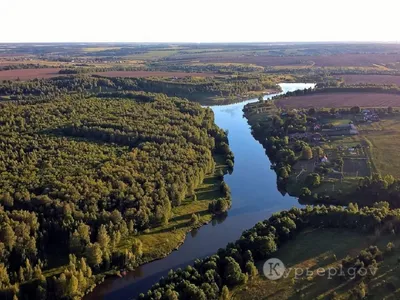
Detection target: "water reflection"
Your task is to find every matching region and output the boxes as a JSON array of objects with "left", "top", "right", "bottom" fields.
[{"left": 86, "top": 83, "right": 315, "bottom": 300}]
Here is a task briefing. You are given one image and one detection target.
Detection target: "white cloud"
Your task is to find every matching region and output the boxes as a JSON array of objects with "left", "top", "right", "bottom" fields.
[{"left": 1, "top": 0, "right": 399, "bottom": 42}]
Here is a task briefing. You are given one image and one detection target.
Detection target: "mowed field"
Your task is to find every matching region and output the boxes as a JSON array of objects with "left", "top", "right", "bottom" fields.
[
  {"left": 275, "top": 92, "right": 400, "bottom": 108},
  {"left": 357, "top": 117, "right": 400, "bottom": 178},
  {"left": 0, "top": 68, "right": 61, "bottom": 80},
  {"left": 95, "top": 71, "right": 218, "bottom": 78},
  {"left": 233, "top": 228, "right": 400, "bottom": 300},
  {"left": 342, "top": 74, "right": 400, "bottom": 85}
]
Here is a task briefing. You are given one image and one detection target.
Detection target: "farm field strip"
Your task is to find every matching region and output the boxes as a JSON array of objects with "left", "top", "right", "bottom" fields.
[
  {"left": 342, "top": 74, "right": 400, "bottom": 85},
  {"left": 276, "top": 92, "right": 400, "bottom": 108},
  {"left": 0, "top": 69, "right": 219, "bottom": 81},
  {"left": 0, "top": 68, "right": 62, "bottom": 80},
  {"left": 94, "top": 70, "right": 219, "bottom": 78}
]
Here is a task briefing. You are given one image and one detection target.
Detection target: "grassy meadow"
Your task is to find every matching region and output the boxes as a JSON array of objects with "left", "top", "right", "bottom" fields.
[
  {"left": 357, "top": 116, "right": 400, "bottom": 177},
  {"left": 232, "top": 228, "right": 400, "bottom": 300}
]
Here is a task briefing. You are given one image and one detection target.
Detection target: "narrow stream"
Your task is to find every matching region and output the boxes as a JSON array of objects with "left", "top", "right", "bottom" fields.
[{"left": 87, "top": 82, "right": 315, "bottom": 299}]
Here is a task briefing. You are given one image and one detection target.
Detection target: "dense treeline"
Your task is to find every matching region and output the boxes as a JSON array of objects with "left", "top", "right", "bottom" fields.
[
  {"left": 270, "top": 86, "right": 315, "bottom": 99},
  {"left": 0, "top": 76, "right": 116, "bottom": 99},
  {"left": 264, "top": 66, "right": 400, "bottom": 76},
  {"left": 58, "top": 63, "right": 264, "bottom": 75},
  {"left": 307, "top": 174, "right": 400, "bottom": 208},
  {"left": 0, "top": 91, "right": 233, "bottom": 299},
  {"left": 0, "top": 74, "right": 279, "bottom": 104},
  {"left": 58, "top": 66, "right": 145, "bottom": 74},
  {"left": 243, "top": 104, "right": 305, "bottom": 189},
  {"left": 329, "top": 68, "right": 400, "bottom": 76},
  {"left": 147, "top": 63, "right": 264, "bottom": 74},
  {"left": 141, "top": 202, "right": 400, "bottom": 299},
  {"left": 316, "top": 84, "right": 400, "bottom": 93},
  {"left": 104, "top": 75, "right": 278, "bottom": 101},
  {"left": 264, "top": 84, "right": 400, "bottom": 102},
  {"left": 0, "top": 64, "right": 64, "bottom": 71}
]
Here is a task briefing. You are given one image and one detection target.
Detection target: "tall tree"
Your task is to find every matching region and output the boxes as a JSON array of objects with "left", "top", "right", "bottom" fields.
[{"left": 85, "top": 243, "right": 103, "bottom": 267}]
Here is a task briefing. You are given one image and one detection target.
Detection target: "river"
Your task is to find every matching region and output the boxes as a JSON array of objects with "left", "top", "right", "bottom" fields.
[{"left": 87, "top": 82, "right": 315, "bottom": 299}]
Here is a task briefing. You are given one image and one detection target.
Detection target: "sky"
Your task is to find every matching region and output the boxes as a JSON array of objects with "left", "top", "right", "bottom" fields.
[{"left": 1, "top": 0, "right": 400, "bottom": 43}]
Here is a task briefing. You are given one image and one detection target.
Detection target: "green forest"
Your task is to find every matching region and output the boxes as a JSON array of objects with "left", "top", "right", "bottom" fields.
[
  {"left": 5, "top": 42, "right": 400, "bottom": 300},
  {"left": 0, "top": 74, "right": 279, "bottom": 105},
  {"left": 0, "top": 89, "right": 233, "bottom": 299}
]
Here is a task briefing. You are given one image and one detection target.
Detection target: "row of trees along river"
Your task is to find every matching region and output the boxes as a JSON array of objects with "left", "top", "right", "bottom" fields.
[{"left": 86, "top": 83, "right": 316, "bottom": 299}]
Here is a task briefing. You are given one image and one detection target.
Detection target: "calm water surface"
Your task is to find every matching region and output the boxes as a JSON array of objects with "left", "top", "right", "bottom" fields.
[{"left": 86, "top": 83, "right": 315, "bottom": 299}]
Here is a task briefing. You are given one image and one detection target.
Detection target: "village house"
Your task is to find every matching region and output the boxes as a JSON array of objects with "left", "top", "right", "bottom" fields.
[
  {"left": 349, "top": 124, "right": 358, "bottom": 134},
  {"left": 362, "top": 109, "right": 380, "bottom": 122}
]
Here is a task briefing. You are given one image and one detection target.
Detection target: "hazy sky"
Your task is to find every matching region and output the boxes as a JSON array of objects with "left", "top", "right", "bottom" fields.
[{"left": 2, "top": 0, "right": 400, "bottom": 43}]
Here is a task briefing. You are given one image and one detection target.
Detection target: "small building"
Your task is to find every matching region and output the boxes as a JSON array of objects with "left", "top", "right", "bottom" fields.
[
  {"left": 371, "top": 115, "right": 380, "bottom": 122},
  {"left": 320, "top": 156, "right": 329, "bottom": 163}
]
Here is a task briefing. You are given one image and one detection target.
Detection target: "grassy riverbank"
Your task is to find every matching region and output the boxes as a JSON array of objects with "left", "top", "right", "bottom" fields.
[
  {"left": 198, "top": 88, "right": 281, "bottom": 106},
  {"left": 118, "top": 154, "right": 229, "bottom": 262}
]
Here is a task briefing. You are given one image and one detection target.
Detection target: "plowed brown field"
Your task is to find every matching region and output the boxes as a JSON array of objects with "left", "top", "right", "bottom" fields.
[
  {"left": 342, "top": 75, "right": 400, "bottom": 85},
  {"left": 0, "top": 69, "right": 218, "bottom": 81},
  {"left": 0, "top": 68, "right": 61, "bottom": 80},
  {"left": 275, "top": 92, "right": 400, "bottom": 108}
]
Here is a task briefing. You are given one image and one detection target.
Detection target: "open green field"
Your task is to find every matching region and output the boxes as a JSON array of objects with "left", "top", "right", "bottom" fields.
[
  {"left": 232, "top": 228, "right": 400, "bottom": 300},
  {"left": 82, "top": 47, "right": 122, "bottom": 52},
  {"left": 357, "top": 115, "right": 400, "bottom": 177},
  {"left": 125, "top": 50, "right": 179, "bottom": 60},
  {"left": 360, "top": 120, "right": 400, "bottom": 177}
]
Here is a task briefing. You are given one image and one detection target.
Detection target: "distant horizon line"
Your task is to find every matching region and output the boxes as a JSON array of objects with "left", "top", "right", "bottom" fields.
[{"left": 1, "top": 41, "right": 400, "bottom": 45}]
